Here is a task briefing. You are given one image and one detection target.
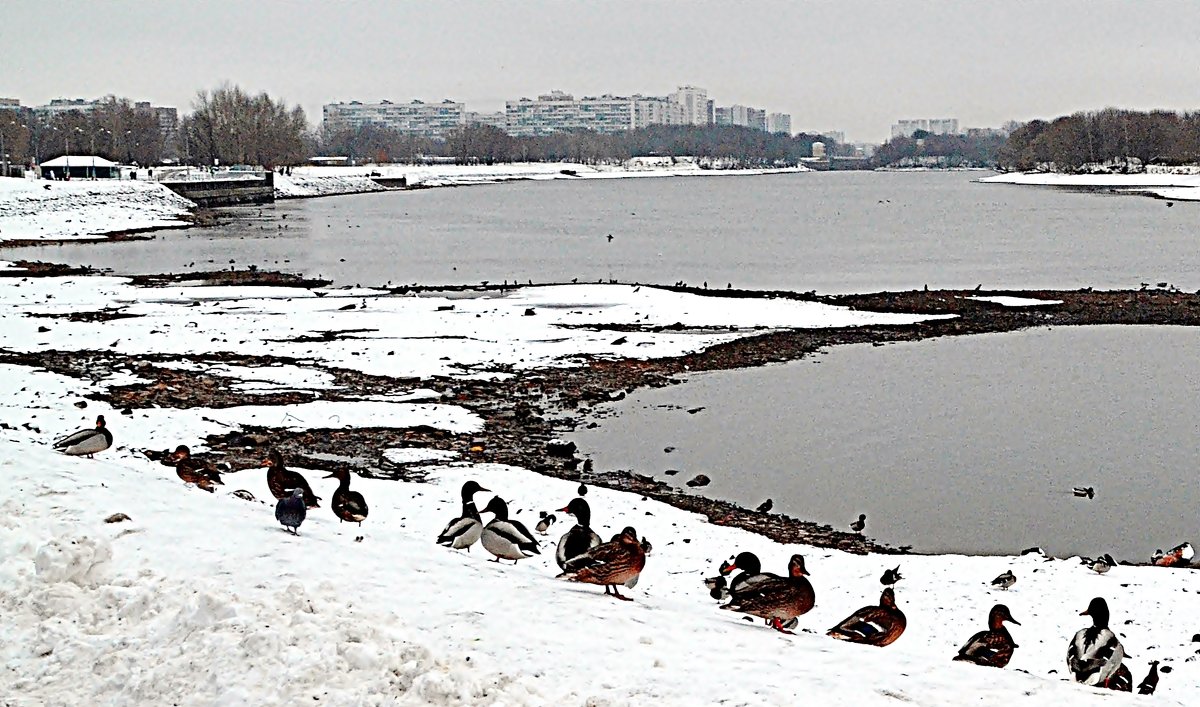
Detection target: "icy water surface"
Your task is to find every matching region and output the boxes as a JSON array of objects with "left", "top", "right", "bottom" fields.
[
  {"left": 6, "top": 170, "right": 1199, "bottom": 293},
  {"left": 572, "top": 325, "right": 1200, "bottom": 560}
]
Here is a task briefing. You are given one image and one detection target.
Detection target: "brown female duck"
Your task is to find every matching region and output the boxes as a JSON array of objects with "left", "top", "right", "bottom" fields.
[
  {"left": 557, "top": 526, "right": 647, "bottom": 600},
  {"left": 261, "top": 449, "right": 320, "bottom": 508},
  {"left": 953, "top": 604, "right": 1020, "bottom": 668},
  {"left": 324, "top": 467, "right": 368, "bottom": 524},
  {"left": 827, "top": 587, "right": 906, "bottom": 647},
  {"left": 168, "top": 445, "right": 224, "bottom": 492},
  {"left": 720, "top": 554, "right": 815, "bottom": 633}
]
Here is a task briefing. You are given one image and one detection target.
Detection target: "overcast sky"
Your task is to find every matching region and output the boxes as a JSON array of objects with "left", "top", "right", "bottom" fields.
[{"left": 5, "top": 0, "right": 1200, "bottom": 142}]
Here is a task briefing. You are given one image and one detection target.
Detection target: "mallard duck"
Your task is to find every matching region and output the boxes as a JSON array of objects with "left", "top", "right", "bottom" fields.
[
  {"left": 324, "top": 468, "right": 368, "bottom": 524},
  {"left": 53, "top": 415, "right": 113, "bottom": 457},
  {"left": 480, "top": 496, "right": 539, "bottom": 563},
  {"left": 720, "top": 554, "right": 815, "bottom": 633},
  {"left": 704, "top": 551, "right": 765, "bottom": 601},
  {"left": 1138, "top": 660, "right": 1160, "bottom": 695},
  {"left": 275, "top": 487, "right": 307, "bottom": 534},
  {"left": 850, "top": 514, "right": 866, "bottom": 533},
  {"left": 261, "top": 449, "right": 320, "bottom": 508},
  {"left": 436, "top": 480, "right": 489, "bottom": 550},
  {"left": 827, "top": 587, "right": 907, "bottom": 647},
  {"left": 535, "top": 513, "right": 556, "bottom": 534},
  {"left": 556, "top": 497, "right": 602, "bottom": 570},
  {"left": 168, "top": 445, "right": 224, "bottom": 492},
  {"left": 1104, "top": 663, "right": 1132, "bottom": 692},
  {"left": 880, "top": 565, "right": 903, "bottom": 586},
  {"left": 557, "top": 526, "right": 647, "bottom": 600},
  {"left": 1067, "top": 597, "right": 1124, "bottom": 687},
  {"left": 991, "top": 569, "right": 1016, "bottom": 590},
  {"left": 953, "top": 604, "right": 1020, "bottom": 668}
]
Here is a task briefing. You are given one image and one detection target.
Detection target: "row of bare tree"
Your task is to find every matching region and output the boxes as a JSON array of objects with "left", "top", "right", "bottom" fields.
[
  {"left": 998, "top": 109, "right": 1200, "bottom": 172},
  {"left": 0, "top": 96, "right": 165, "bottom": 167},
  {"left": 320, "top": 122, "right": 844, "bottom": 167}
]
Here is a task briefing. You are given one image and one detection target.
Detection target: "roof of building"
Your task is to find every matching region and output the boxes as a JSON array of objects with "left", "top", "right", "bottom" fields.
[{"left": 40, "top": 155, "right": 118, "bottom": 168}]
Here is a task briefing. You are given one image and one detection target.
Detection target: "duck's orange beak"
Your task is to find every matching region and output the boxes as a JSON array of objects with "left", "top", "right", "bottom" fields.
[
  {"left": 558, "top": 506, "right": 570, "bottom": 513},
  {"left": 259, "top": 459, "right": 271, "bottom": 467}
]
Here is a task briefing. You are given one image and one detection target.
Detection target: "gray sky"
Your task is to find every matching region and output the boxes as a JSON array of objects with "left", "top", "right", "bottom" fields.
[{"left": 4, "top": 0, "right": 1199, "bottom": 142}]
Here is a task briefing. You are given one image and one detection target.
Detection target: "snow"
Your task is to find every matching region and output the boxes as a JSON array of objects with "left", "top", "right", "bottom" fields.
[
  {"left": 39, "top": 155, "right": 119, "bottom": 168},
  {"left": 967, "top": 296, "right": 1064, "bottom": 307},
  {"left": 0, "top": 263, "right": 1192, "bottom": 704},
  {"left": 0, "top": 176, "right": 195, "bottom": 241},
  {"left": 980, "top": 172, "right": 1200, "bottom": 189},
  {"left": 0, "top": 276, "right": 950, "bottom": 380},
  {"left": 275, "top": 160, "right": 807, "bottom": 199}
]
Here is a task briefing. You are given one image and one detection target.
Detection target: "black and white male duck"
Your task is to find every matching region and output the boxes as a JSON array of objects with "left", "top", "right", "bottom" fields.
[
  {"left": 168, "top": 445, "right": 225, "bottom": 492},
  {"left": 1067, "top": 597, "right": 1125, "bottom": 687},
  {"left": 558, "top": 526, "right": 647, "bottom": 600},
  {"left": 953, "top": 604, "right": 1020, "bottom": 668},
  {"left": 437, "top": 480, "right": 490, "bottom": 550},
  {"left": 480, "top": 496, "right": 540, "bottom": 563},
  {"left": 720, "top": 554, "right": 815, "bottom": 634},
  {"left": 556, "top": 497, "right": 602, "bottom": 570},
  {"left": 324, "top": 468, "right": 368, "bottom": 525},
  {"left": 261, "top": 449, "right": 320, "bottom": 508},
  {"left": 704, "top": 551, "right": 766, "bottom": 601},
  {"left": 828, "top": 587, "right": 907, "bottom": 647},
  {"left": 54, "top": 415, "right": 113, "bottom": 458}
]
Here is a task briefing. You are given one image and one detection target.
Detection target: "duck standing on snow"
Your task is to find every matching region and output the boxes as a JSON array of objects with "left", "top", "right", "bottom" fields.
[
  {"left": 557, "top": 526, "right": 647, "bottom": 600},
  {"left": 436, "top": 480, "right": 489, "bottom": 551},
  {"left": 880, "top": 565, "right": 903, "bottom": 586},
  {"left": 720, "top": 554, "right": 816, "bottom": 634},
  {"left": 275, "top": 487, "right": 307, "bottom": 534},
  {"left": 991, "top": 569, "right": 1016, "bottom": 590},
  {"left": 827, "top": 587, "right": 907, "bottom": 647},
  {"left": 556, "top": 497, "right": 602, "bottom": 570},
  {"left": 1067, "top": 597, "right": 1125, "bottom": 687},
  {"left": 168, "top": 445, "right": 225, "bottom": 492},
  {"left": 1090, "top": 554, "right": 1116, "bottom": 574},
  {"left": 324, "top": 468, "right": 368, "bottom": 525},
  {"left": 480, "top": 496, "right": 540, "bottom": 563},
  {"left": 1138, "top": 660, "right": 1160, "bottom": 695},
  {"left": 704, "top": 551, "right": 765, "bottom": 601},
  {"left": 535, "top": 512, "right": 556, "bottom": 535},
  {"left": 261, "top": 449, "right": 320, "bottom": 508},
  {"left": 953, "top": 604, "right": 1020, "bottom": 668},
  {"left": 53, "top": 415, "right": 113, "bottom": 458}
]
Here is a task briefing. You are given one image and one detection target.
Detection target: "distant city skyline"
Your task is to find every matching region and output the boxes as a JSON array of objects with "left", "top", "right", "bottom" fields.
[{"left": 4, "top": 0, "right": 1200, "bottom": 143}]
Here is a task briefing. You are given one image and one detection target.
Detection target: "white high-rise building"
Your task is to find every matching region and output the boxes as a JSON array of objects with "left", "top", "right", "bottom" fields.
[
  {"left": 323, "top": 100, "right": 466, "bottom": 138},
  {"left": 670, "top": 85, "right": 709, "bottom": 126},
  {"left": 766, "top": 113, "right": 792, "bottom": 135},
  {"left": 505, "top": 91, "right": 639, "bottom": 136},
  {"left": 891, "top": 118, "right": 960, "bottom": 139}
]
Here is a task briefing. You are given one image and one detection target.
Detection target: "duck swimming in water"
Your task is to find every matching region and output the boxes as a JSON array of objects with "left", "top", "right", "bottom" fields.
[
  {"left": 437, "top": 480, "right": 490, "bottom": 550},
  {"left": 261, "top": 450, "right": 320, "bottom": 508},
  {"left": 827, "top": 587, "right": 907, "bottom": 647},
  {"left": 556, "top": 497, "right": 602, "bottom": 570},
  {"left": 324, "top": 468, "right": 368, "bottom": 525},
  {"left": 1067, "top": 597, "right": 1125, "bottom": 687},
  {"left": 480, "top": 496, "right": 540, "bottom": 563},
  {"left": 558, "top": 526, "right": 647, "bottom": 600},
  {"left": 953, "top": 604, "right": 1020, "bottom": 668},
  {"left": 54, "top": 415, "right": 113, "bottom": 458},
  {"left": 720, "top": 554, "right": 815, "bottom": 634}
]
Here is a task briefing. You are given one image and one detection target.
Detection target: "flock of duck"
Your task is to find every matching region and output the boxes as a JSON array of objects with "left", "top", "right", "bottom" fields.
[{"left": 55, "top": 415, "right": 1165, "bottom": 695}]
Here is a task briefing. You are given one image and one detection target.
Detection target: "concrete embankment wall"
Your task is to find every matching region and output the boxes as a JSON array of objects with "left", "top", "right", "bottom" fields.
[{"left": 162, "top": 172, "right": 275, "bottom": 206}]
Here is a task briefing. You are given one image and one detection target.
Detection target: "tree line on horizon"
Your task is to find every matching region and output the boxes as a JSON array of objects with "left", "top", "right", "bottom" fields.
[{"left": 3, "top": 83, "right": 1199, "bottom": 173}]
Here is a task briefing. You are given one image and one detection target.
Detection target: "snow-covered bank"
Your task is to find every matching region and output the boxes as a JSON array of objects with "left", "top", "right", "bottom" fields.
[
  {"left": 275, "top": 159, "right": 807, "bottom": 199},
  {"left": 0, "top": 266, "right": 1194, "bottom": 704},
  {"left": 0, "top": 177, "right": 195, "bottom": 242},
  {"left": 980, "top": 171, "right": 1200, "bottom": 201}
]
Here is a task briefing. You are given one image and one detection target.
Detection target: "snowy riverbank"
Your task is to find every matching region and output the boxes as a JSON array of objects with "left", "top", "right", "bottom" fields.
[
  {"left": 980, "top": 171, "right": 1200, "bottom": 201},
  {"left": 0, "top": 177, "right": 196, "bottom": 242},
  {"left": 275, "top": 159, "right": 807, "bottom": 198},
  {"left": 0, "top": 263, "right": 1193, "bottom": 704}
]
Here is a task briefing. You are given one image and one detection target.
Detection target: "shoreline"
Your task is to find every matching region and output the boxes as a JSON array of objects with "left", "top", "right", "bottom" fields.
[{"left": 3, "top": 261, "right": 1199, "bottom": 561}]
